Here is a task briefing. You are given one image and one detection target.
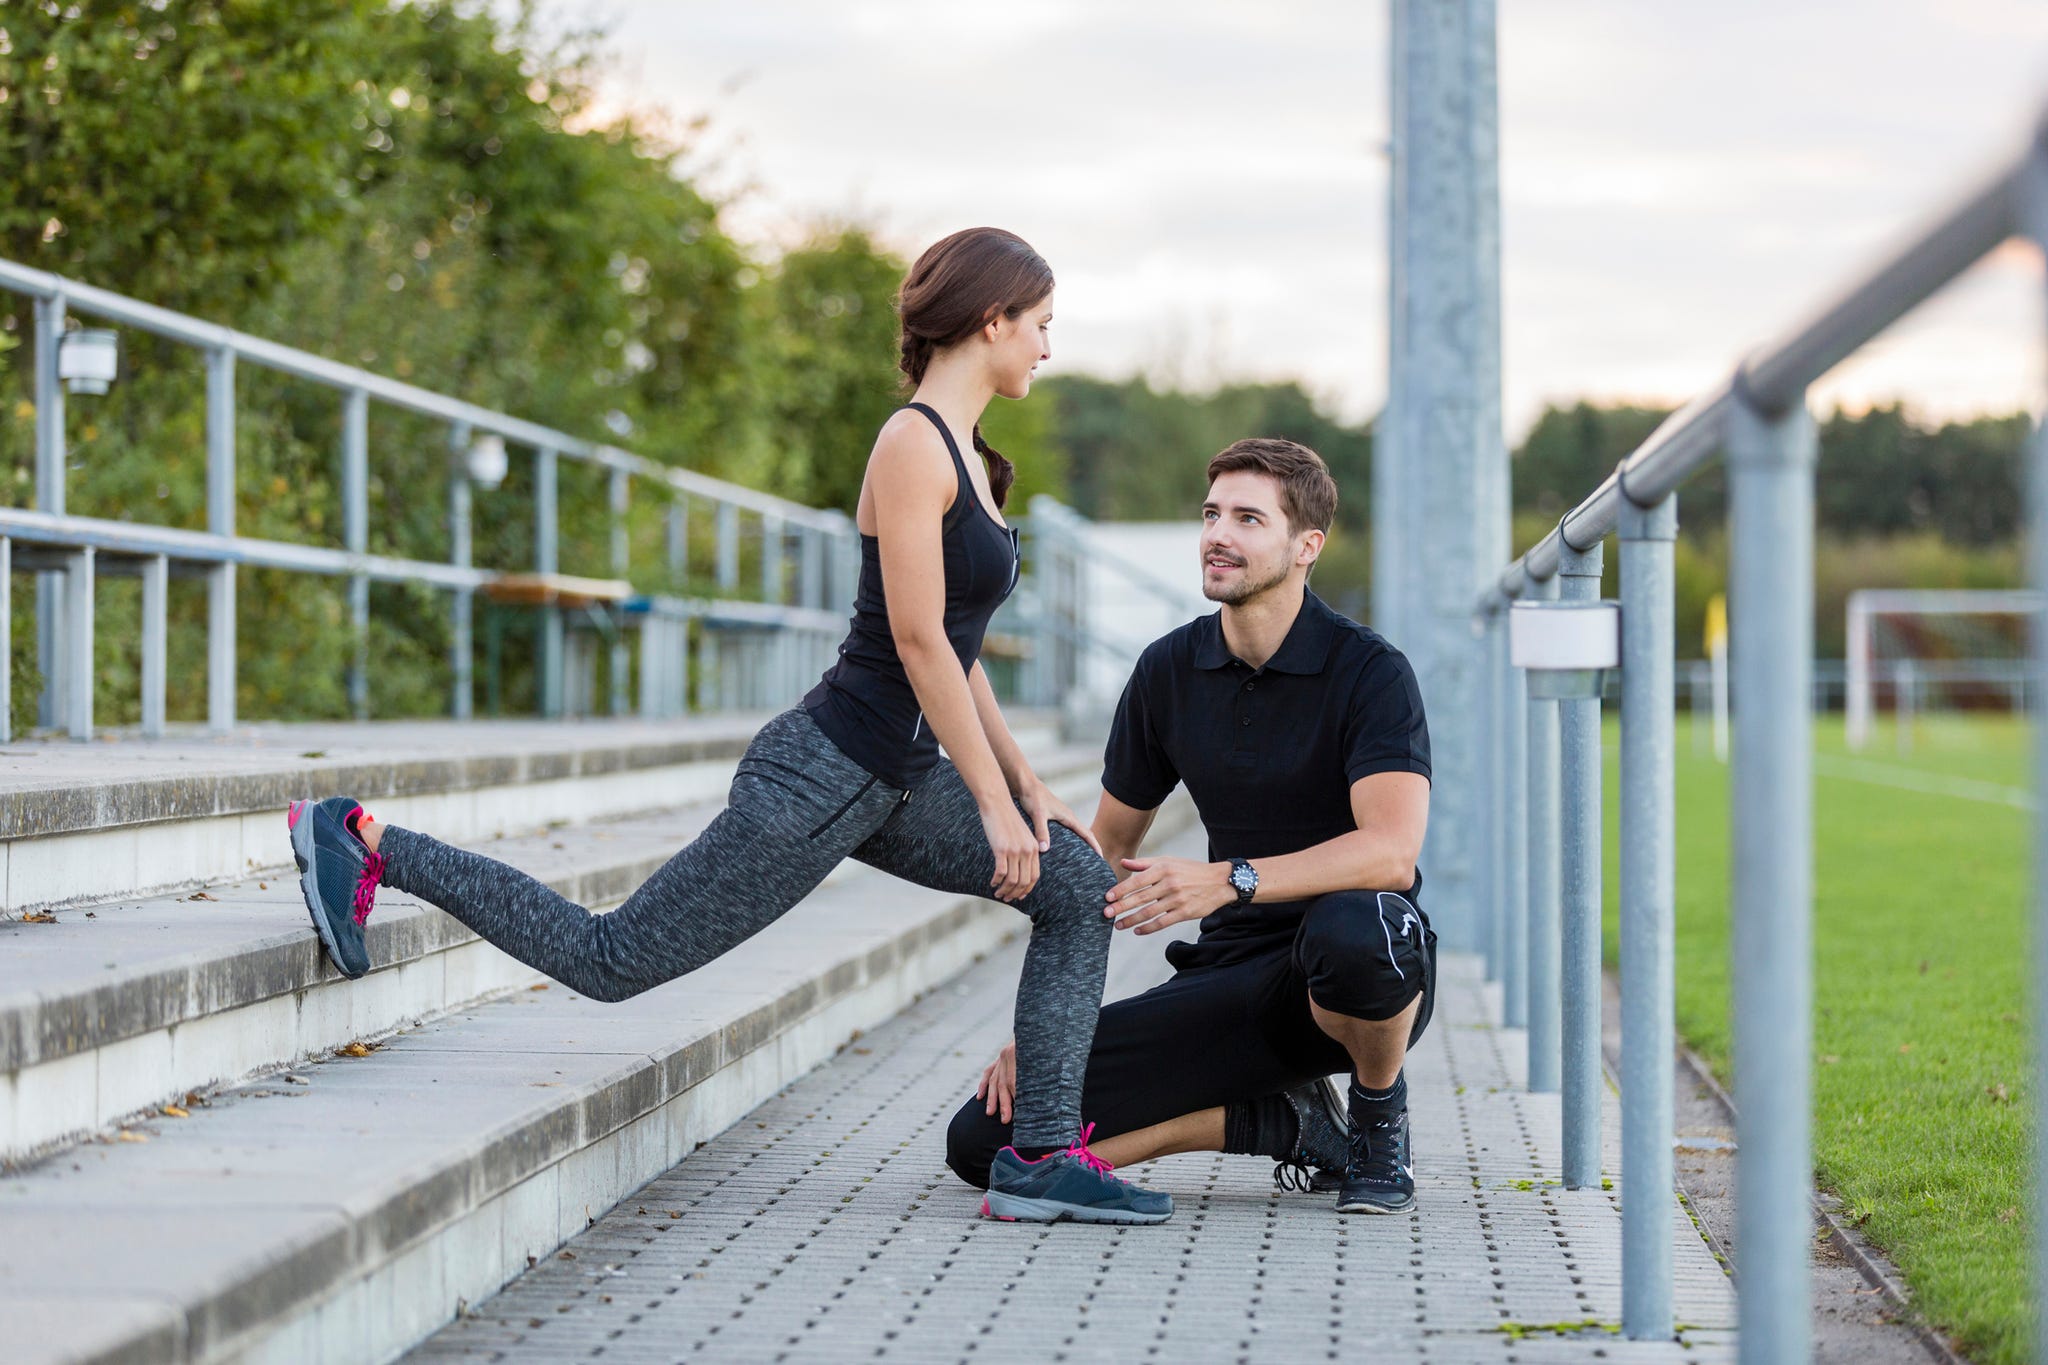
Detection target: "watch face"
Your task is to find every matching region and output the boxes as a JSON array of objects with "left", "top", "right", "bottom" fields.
[{"left": 1230, "top": 864, "right": 1256, "bottom": 894}]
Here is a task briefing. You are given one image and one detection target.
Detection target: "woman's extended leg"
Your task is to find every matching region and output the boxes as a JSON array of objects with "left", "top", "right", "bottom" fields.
[
  {"left": 848, "top": 760, "right": 1114, "bottom": 1150},
  {"left": 369, "top": 709, "right": 905, "bottom": 1001}
]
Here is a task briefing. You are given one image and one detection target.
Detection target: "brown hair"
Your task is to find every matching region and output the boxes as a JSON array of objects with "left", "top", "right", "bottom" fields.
[
  {"left": 1205, "top": 438, "right": 1338, "bottom": 535},
  {"left": 897, "top": 227, "right": 1054, "bottom": 510}
]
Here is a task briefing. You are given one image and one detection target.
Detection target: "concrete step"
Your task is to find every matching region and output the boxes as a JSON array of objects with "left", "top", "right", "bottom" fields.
[
  {"left": 0, "top": 713, "right": 1060, "bottom": 918},
  {"left": 2, "top": 782, "right": 1196, "bottom": 1365},
  {"left": 0, "top": 733, "right": 1098, "bottom": 1165}
]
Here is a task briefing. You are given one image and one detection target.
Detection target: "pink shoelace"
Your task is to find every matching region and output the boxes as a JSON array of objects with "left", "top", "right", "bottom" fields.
[
  {"left": 1066, "top": 1122, "right": 1115, "bottom": 1176},
  {"left": 352, "top": 851, "right": 385, "bottom": 925}
]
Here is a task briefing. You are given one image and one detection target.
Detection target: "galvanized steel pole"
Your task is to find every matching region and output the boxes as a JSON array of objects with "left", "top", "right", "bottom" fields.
[
  {"left": 1524, "top": 569, "right": 1562, "bottom": 1094},
  {"left": 535, "top": 445, "right": 563, "bottom": 719},
  {"left": 1727, "top": 392, "right": 1817, "bottom": 1365},
  {"left": 1557, "top": 538, "right": 1605, "bottom": 1188},
  {"left": 1502, "top": 615, "right": 1529, "bottom": 1029},
  {"left": 34, "top": 293, "right": 66, "bottom": 731},
  {"left": 1485, "top": 612, "right": 1507, "bottom": 986},
  {"left": 1619, "top": 493, "right": 1678, "bottom": 1338},
  {"left": 1384, "top": 0, "right": 1505, "bottom": 956},
  {"left": 2021, "top": 133, "right": 2048, "bottom": 1365},
  {"left": 342, "top": 388, "right": 370, "bottom": 720},
  {"left": 205, "top": 345, "right": 237, "bottom": 731},
  {"left": 448, "top": 422, "right": 474, "bottom": 721},
  {"left": 610, "top": 467, "right": 631, "bottom": 717}
]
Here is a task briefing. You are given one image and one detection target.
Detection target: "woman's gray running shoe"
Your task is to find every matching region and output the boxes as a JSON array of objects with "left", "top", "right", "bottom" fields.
[
  {"left": 287, "top": 796, "right": 385, "bottom": 980},
  {"left": 1272, "top": 1076, "right": 1351, "bottom": 1194},
  {"left": 983, "top": 1124, "right": 1173, "bottom": 1225}
]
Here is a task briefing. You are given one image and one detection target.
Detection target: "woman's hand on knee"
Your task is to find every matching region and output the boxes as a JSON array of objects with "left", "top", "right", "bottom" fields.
[
  {"left": 1017, "top": 781, "right": 1105, "bottom": 860},
  {"left": 979, "top": 800, "right": 1042, "bottom": 901}
]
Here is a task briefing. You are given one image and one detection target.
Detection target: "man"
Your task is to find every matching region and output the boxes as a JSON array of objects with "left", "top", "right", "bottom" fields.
[{"left": 947, "top": 438, "right": 1435, "bottom": 1214}]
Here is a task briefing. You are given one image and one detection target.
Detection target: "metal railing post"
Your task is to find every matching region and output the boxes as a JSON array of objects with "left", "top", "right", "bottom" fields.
[
  {"left": 2020, "top": 131, "right": 2048, "bottom": 1365},
  {"left": 535, "top": 445, "right": 563, "bottom": 718},
  {"left": 716, "top": 502, "right": 739, "bottom": 592},
  {"left": 34, "top": 292, "right": 66, "bottom": 730},
  {"left": 141, "top": 554, "right": 168, "bottom": 739},
  {"left": 0, "top": 537, "right": 11, "bottom": 743},
  {"left": 1482, "top": 609, "right": 1503, "bottom": 986},
  {"left": 1524, "top": 569, "right": 1562, "bottom": 1094},
  {"left": 1619, "top": 492, "right": 1678, "bottom": 1338},
  {"left": 1727, "top": 390, "right": 1817, "bottom": 1365},
  {"left": 1502, "top": 613, "right": 1529, "bottom": 1029},
  {"left": 609, "top": 467, "right": 630, "bottom": 717},
  {"left": 1557, "top": 537, "right": 1605, "bottom": 1187},
  {"left": 64, "top": 547, "right": 92, "bottom": 739},
  {"left": 342, "top": 387, "right": 369, "bottom": 719},
  {"left": 667, "top": 498, "right": 688, "bottom": 587},
  {"left": 448, "top": 422, "right": 473, "bottom": 721},
  {"left": 205, "top": 345, "right": 237, "bottom": 731}
]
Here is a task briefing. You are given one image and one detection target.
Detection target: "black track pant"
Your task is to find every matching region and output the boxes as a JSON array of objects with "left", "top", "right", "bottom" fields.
[{"left": 945, "top": 888, "right": 1436, "bottom": 1188}]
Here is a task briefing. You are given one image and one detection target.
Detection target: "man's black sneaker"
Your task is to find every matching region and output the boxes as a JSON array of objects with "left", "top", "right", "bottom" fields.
[
  {"left": 287, "top": 796, "right": 386, "bottom": 980},
  {"left": 983, "top": 1124, "right": 1173, "bottom": 1225},
  {"left": 1272, "top": 1076, "right": 1351, "bottom": 1194},
  {"left": 1337, "top": 1091, "right": 1415, "bottom": 1214}
]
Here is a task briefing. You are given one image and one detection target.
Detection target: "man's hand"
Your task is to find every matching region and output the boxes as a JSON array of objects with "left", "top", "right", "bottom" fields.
[
  {"left": 976, "top": 1039, "right": 1017, "bottom": 1122},
  {"left": 1104, "top": 856, "right": 1237, "bottom": 934}
]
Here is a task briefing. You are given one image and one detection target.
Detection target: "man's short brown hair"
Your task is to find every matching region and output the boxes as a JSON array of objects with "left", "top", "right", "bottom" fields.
[{"left": 1205, "top": 438, "right": 1337, "bottom": 536}]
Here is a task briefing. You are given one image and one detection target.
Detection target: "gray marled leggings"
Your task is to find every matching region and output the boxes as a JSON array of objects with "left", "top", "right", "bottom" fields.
[{"left": 377, "top": 707, "right": 1114, "bottom": 1146}]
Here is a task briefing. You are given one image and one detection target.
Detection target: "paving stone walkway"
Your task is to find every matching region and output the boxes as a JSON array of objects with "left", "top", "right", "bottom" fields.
[{"left": 408, "top": 900, "right": 1737, "bottom": 1364}]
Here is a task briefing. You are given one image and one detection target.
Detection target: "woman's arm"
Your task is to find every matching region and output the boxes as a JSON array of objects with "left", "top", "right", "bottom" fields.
[
  {"left": 967, "top": 660, "right": 1034, "bottom": 794},
  {"left": 870, "top": 415, "right": 1042, "bottom": 899}
]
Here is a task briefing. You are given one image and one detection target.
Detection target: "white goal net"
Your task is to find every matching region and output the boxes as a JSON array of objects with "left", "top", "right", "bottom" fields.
[{"left": 1844, "top": 588, "right": 2040, "bottom": 750}]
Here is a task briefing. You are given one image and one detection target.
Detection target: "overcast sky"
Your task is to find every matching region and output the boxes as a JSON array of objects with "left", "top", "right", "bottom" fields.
[{"left": 550, "top": 1, "right": 2048, "bottom": 437}]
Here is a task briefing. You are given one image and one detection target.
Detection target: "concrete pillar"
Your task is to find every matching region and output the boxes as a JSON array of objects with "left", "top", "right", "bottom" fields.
[{"left": 1382, "top": 0, "right": 1508, "bottom": 953}]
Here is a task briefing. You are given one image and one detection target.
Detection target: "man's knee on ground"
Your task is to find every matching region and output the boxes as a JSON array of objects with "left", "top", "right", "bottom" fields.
[
  {"left": 945, "top": 1096, "right": 1004, "bottom": 1190},
  {"left": 1295, "top": 889, "right": 1425, "bottom": 1023}
]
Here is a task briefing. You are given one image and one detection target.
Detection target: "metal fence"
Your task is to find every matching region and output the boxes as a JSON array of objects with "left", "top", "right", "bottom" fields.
[
  {"left": 0, "top": 258, "right": 1100, "bottom": 738},
  {"left": 1470, "top": 110, "right": 2047, "bottom": 1363}
]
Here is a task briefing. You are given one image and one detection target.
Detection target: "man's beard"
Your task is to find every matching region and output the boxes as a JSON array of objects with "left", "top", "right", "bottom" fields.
[{"left": 1201, "top": 553, "right": 1291, "bottom": 605}]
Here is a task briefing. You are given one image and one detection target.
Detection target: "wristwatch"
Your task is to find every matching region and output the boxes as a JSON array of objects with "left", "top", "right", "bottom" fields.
[{"left": 1227, "top": 857, "right": 1258, "bottom": 906}]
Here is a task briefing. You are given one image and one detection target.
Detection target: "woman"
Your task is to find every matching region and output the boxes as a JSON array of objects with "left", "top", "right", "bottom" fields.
[{"left": 287, "top": 228, "right": 1170, "bottom": 1226}]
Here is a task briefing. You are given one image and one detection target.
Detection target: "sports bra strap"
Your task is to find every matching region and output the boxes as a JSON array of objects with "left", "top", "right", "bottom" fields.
[{"left": 903, "top": 402, "right": 973, "bottom": 486}]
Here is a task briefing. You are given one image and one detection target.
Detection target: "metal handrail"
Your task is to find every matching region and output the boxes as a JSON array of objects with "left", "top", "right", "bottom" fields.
[
  {"left": 0, "top": 258, "right": 846, "bottom": 533},
  {"left": 1467, "top": 101, "right": 2048, "bottom": 1361},
  {"left": 1479, "top": 148, "right": 2028, "bottom": 610}
]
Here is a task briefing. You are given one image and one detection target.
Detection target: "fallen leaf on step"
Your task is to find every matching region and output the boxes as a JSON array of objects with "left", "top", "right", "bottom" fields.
[
  {"left": 186, "top": 892, "right": 219, "bottom": 902},
  {"left": 162, "top": 1106, "right": 189, "bottom": 1119},
  {"left": 258, "top": 882, "right": 268, "bottom": 891},
  {"left": 529, "top": 984, "right": 549, "bottom": 991},
  {"left": 117, "top": 1131, "right": 148, "bottom": 1143},
  {"left": 339, "top": 1042, "right": 373, "bottom": 1058},
  {"left": 21, "top": 911, "right": 56, "bottom": 923},
  {"left": 558, "top": 1251, "right": 576, "bottom": 1261},
  {"left": 84, "top": 912, "right": 96, "bottom": 919},
  {"left": 300, "top": 750, "right": 327, "bottom": 759}
]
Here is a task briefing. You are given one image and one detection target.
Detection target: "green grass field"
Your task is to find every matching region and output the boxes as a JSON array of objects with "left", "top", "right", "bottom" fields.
[{"left": 1598, "top": 712, "right": 2030, "bottom": 1362}]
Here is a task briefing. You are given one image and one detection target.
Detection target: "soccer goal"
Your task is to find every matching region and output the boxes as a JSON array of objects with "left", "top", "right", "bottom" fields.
[{"left": 1844, "top": 588, "right": 2041, "bottom": 750}]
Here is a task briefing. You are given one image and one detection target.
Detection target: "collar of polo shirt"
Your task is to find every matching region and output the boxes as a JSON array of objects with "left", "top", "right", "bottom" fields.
[{"left": 1193, "top": 587, "right": 1341, "bottom": 675}]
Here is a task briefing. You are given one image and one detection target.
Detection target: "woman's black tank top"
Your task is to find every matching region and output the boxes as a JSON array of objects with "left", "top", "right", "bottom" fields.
[{"left": 803, "top": 403, "right": 1022, "bottom": 788}]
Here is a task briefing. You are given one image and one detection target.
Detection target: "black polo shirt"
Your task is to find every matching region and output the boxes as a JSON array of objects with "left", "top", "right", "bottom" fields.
[{"left": 1101, "top": 588, "right": 1431, "bottom": 971}]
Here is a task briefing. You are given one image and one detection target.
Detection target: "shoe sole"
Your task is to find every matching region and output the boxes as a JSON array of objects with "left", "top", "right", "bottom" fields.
[
  {"left": 289, "top": 802, "right": 367, "bottom": 981},
  {"left": 1335, "top": 1194, "right": 1415, "bottom": 1215},
  {"left": 980, "top": 1193, "right": 1171, "bottom": 1225}
]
